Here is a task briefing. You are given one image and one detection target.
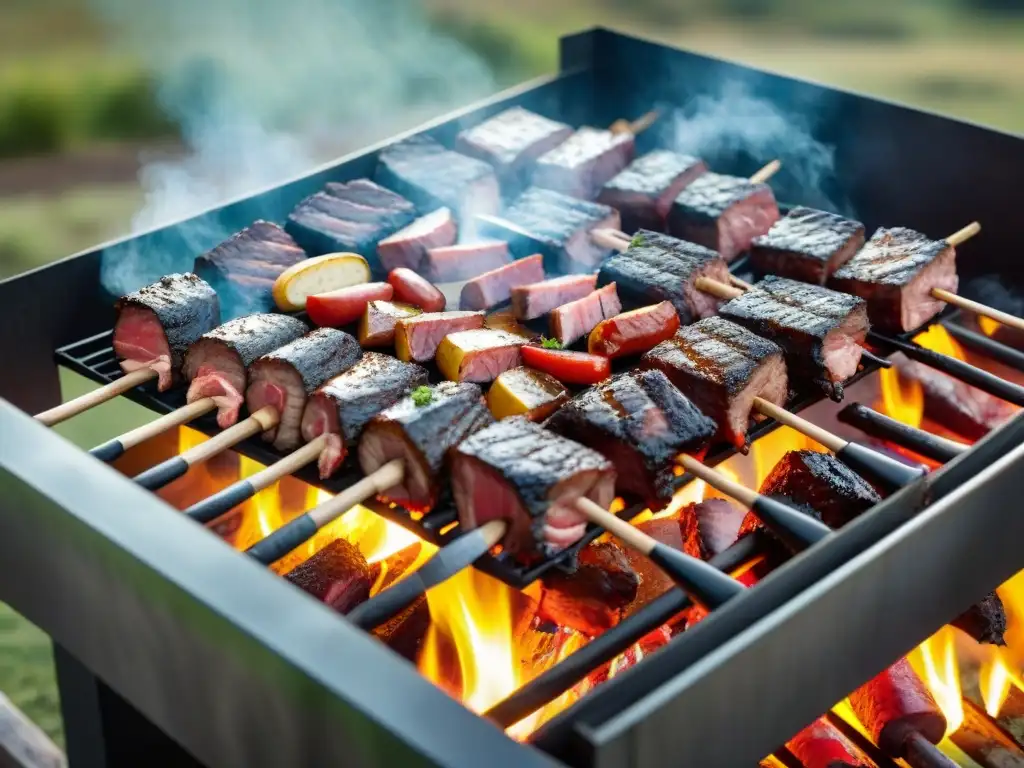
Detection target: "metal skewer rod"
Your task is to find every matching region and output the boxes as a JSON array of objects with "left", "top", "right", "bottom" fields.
[
  {"left": 34, "top": 368, "right": 157, "bottom": 427},
  {"left": 90, "top": 398, "right": 217, "bottom": 463}
]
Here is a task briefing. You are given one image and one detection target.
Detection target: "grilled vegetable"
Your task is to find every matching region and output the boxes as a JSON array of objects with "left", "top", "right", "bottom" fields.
[
  {"left": 358, "top": 300, "right": 422, "bottom": 348},
  {"left": 436, "top": 329, "right": 524, "bottom": 383},
  {"left": 588, "top": 301, "right": 680, "bottom": 358},
  {"left": 388, "top": 268, "right": 447, "bottom": 312},
  {"left": 306, "top": 282, "right": 393, "bottom": 328},
  {"left": 520, "top": 346, "right": 611, "bottom": 385},
  {"left": 487, "top": 367, "right": 569, "bottom": 421},
  {"left": 272, "top": 253, "right": 371, "bottom": 312}
]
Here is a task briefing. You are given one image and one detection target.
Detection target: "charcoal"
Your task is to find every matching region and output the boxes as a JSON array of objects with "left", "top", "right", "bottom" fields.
[
  {"left": 952, "top": 592, "right": 1007, "bottom": 646},
  {"left": 538, "top": 541, "right": 639, "bottom": 636},
  {"left": 284, "top": 538, "right": 373, "bottom": 615}
]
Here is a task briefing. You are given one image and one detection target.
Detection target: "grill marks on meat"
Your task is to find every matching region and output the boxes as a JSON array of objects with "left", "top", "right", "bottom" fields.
[
  {"left": 424, "top": 240, "right": 511, "bottom": 283},
  {"left": 284, "top": 538, "right": 373, "bottom": 615},
  {"left": 300, "top": 353, "right": 428, "bottom": 479},
  {"left": 668, "top": 172, "right": 780, "bottom": 262},
  {"left": 642, "top": 317, "right": 788, "bottom": 450},
  {"left": 374, "top": 135, "right": 500, "bottom": 222},
  {"left": 245, "top": 329, "right": 362, "bottom": 451},
  {"left": 512, "top": 273, "right": 597, "bottom": 321},
  {"left": 183, "top": 314, "right": 307, "bottom": 428},
  {"left": 376, "top": 208, "right": 457, "bottom": 273},
  {"left": 478, "top": 187, "right": 620, "bottom": 274},
  {"left": 546, "top": 369, "right": 716, "bottom": 507},
  {"left": 394, "top": 310, "right": 484, "bottom": 362},
  {"left": 550, "top": 282, "right": 621, "bottom": 346},
  {"left": 599, "top": 150, "right": 708, "bottom": 232},
  {"left": 359, "top": 382, "right": 492, "bottom": 514},
  {"left": 719, "top": 276, "right": 868, "bottom": 400},
  {"left": 451, "top": 417, "right": 616, "bottom": 558},
  {"left": 598, "top": 230, "right": 730, "bottom": 324},
  {"left": 532, "top": 126, "right": 636, "bottom": 200},
  {"left": 193, "top": 221, "right": 306, "bottom": 315},
  {"left": 459, "top": 253, "right": 545, "bottom": 311},
  {"left": 750, "top": 206, "right": 866, "bottom": 285},
  {"left": 113, "top": 273, "right": 220, "bottom": 391},
  {"left": 830, "top": 227, "right": 957, "bottom": 332}
]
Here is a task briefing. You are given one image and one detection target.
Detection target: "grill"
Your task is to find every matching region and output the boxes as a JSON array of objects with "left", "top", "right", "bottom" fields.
[{"left": 1, "top": 26, "right": 1023, "bottom": 768}]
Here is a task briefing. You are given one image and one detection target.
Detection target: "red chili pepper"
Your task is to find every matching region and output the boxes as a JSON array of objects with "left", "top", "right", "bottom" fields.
[
  {"left": 306, "top": 282, "right": 393, "bottom": 327},
  {"left": 587, "top": 301, "right": 680, "bottom": 358},
  {"left": 521, "top": 345, "right": 611, "bottom": 385}
]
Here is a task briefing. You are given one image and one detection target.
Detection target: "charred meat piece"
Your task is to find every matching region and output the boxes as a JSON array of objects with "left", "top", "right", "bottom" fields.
[
  {"left": 487, "top": 367, "right": 569, "bottom": 421},
  {"left": 300, "top": 353, "right": 428, "bottom": 479},
  {"left": 546, "top": 369, "right": 717, "bottom": 507},
  {"left": 532, "top": 126, "right": 635, "bottom": 200},
  {"left": 424, "top": 240, "right": 511, "bottom": 283},
  {"left": 455, "top": 107, "right": 573, "bottom": 193},
  {"left": 284, "top": 538, "right": 373, "bottom": 615},
  {"left": 113, "top": 273, "right": 220, "bottom": 391},
  {"left": 183, "top": 314, "right": 307, "bottom": 428},
  {"left": 245, "top": 329, "right": 362, "bottom": 452},
  {"left": 459, "top": 253, "right": 545, "bottom": 311},
  {"left": 477, "top": 187, "right": 620, "bottom": 274},
  {"left": 538, "top": 540, "right": 640, "bottom": 636},
  {"left": 512, "top": 273, "right": 597, "bottom": 321},
  {"left": 193, "top": 221, "right": 306, "bottom": 314},
  {"left": 641, "top": 316, "right": 788, "bottom": 450},
  {"left": 588, "top": 301, "right": 680, "bottom": 359},
  {"left": 359, "top": 382, "right": 493, "bottom": 514},
  {"left": 668, "top": 172, "right": 780, "bottom": 262},
  {"left": 323, "top": 178, "right": 416, "bottom": 210},
  {"left": 719, "top": 275, "right": 868, "bottom": 400},
  {"left": 436, "top": 329, "right": 524, "bottom": 383},
  {"left": 952, "top": 591, "right": 1007, "bottom": 646},
  {"left": 550, "top": 282, "right": 621, "bottom": 346},
  {"left": 787, "top": 718, "right": 870, "bottom": 768},
  {"left": 358, "top": 300, "right": 422, "bottom": 348},
  {"left": 451, "top": 417, "right": 616, "bottom": 558},
  {"left": 374, "top": 135, "right": 500, "bottom": 221},
  {"left": 598, "top": 230, "right": 730, "bottom": 324},
  {"left": 376, "top": 208, "right": 457, "bottom": 273},
  {"left": 599, "top": 150, "right": 708, "bottom": 232},
  {"left": 750, "top": 206, "right": 866, "bottom": 285},
  {"left": 830, "top": 227, "right": 957, "bottom": 332},
  {"left": 394, "top": 310, "right": 484, "bottom": 363}
]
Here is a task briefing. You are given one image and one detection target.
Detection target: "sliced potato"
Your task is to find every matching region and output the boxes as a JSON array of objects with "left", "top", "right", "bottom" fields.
[{"left": 272, "top": 253, "right": 370, "bottom": 312}]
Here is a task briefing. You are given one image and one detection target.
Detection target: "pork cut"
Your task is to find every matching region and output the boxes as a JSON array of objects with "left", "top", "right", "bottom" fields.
[
  {"left": 750, "top": 206, "right": 866, "bottom": 285},
  {"left": 532, "top": 126, "right": 636, "bottom": 200},
  {"left": 394, "top": 310, "right": 485, "bottom": 363},
  {"left": 511, "top": 273, "right": 597, "bottom": 321},
  {"left": 376, "top": 207, "right": 457, "bottom": 273},
  {"left": 423, "top": 239, "right": 511, "bottom": 283},
  {"left": 459, "top": 253, "right": 546, "bottom": 311},
  {"left": 598, "top": 150, "right": 707, "bottom": 232},
  {"left": 357, "top": 300, "right": 422, "bottom": 348},
  {"left": 549, "top": 282, "right": 621, "bottom": 346},
  {"left": 284, "top": 538, "right": 374, "bottom": 615},
  {"left": 436, "top": 329, "right": 524, "bottom": 383}
]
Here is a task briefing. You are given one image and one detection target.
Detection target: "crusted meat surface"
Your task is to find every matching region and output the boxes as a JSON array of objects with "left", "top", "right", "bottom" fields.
[
  {"left": 599, "top": 150, "right": 707, "bottom": 232},
  {"left": 284, "top": 538, "right": 373, "bottom": 615},
  {"left": 532, "top": 126, "right": 635, "bottom": 200},
  {"left": 750, "top": 206, "right": 865, "bottom": 285},
  {"left": 538, "top": 541, "right": 639, "bottom": 636},
  {"left": 460, "top": 253, "right": 546, "bottom": 311}
]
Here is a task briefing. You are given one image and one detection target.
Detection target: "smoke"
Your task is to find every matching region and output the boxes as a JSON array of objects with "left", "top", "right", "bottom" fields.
[{"left": 93, "top": 0, "right": 495, "bottom": 310}]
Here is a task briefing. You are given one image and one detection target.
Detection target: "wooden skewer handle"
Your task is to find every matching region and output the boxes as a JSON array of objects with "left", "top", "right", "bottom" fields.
[
  {"left": 34, "top": 368, "right": 157, "bottom": 427},
  {"left": 930, "top": 288, "right": 1024, "bottom": 333},
  {"left": 90, "top": 398, "right": 217, "bottom": 462},
  {"left": 945, "top": 221, "right": 980, "bottom": 247},
  {"left": 694, "top": 276, "right": 744, "bottom": 301},
  {"left": 751, "top": 397, "right": 845, "bottom": 452},
  {"left": 592, "top": 228, "right": 631, "bottom": 253},
  {"left": 749, "top": 159, "right": 782, "bottom": 185},
  {"left": 609, "top": 109, "right": 660, "bottom": 136}
]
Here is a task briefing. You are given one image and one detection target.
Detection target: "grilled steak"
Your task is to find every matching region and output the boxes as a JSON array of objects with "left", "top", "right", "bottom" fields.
[
  {"left": 719, "top": 276, "right": 869, "bottom": 400},
  {"left": 459, "top": 253, "right": 546, "bottom": 311},
  {"left": 550, "top": 282, "right": 621, "bottom": 346},
  {"left": 750, "top": 206, "right": 866, "bottom": 285},
  {"left": 668, "top": 172, "right": 780, "bottom": 262},
  {"left": 376, "top": 208, "right": 457, "bottom": 273},
  {"left": 455, "top": 107, "right": 574, "bottom": 193},
  {"left": 597, "top": 230, "right": 730, "bottom": 323},
  {"left": 113, "top": 273, "right": 220, "bottom": 391},
  {"left": 245, "top": 329, "right": 362, "bottom": 452},
  {"left": 359, "top": 382, "right": 493, "bottom": 514},
  {"left": 487, "top": 367, "right": 569, "bottom": 421},
  {"left": 641, "top": 316, "right": 788, "bottom": 450},
  {"left": 436, "top": 329, "right": 524, "bottom": 383},
  {"left": 546, "top": 369, "right": 717, "bottom": 507},
  {"left": 477, "top": 187, "right": 620, "bottom": 274},
  {"left": 394, "top": 310, "right": 485, "bottom": 363},
  {"left": 512, "top": 273, "right": 597, "bottom": 321},
  {"left": 532, "top": 126, "right": 635, "bottom": 200},
  {"left": 424, "top": 240, "right": 511, "bottom": 283},
  {"left": 374, "top": 135, "right": 500, "bottom": 221},
  {"left": 284, "top": 538, "right": 373, "bottom": 615},
  {"left": 830, "top": 227, "right": 957, "bottom": 332},
  {"left": 183, "top": 314, "right": 307, "bottom": 428},
  {"left": 452, "top": 417, "right": 616, "bottom": 558},
  {"left": 599, "top": 150, "right": 708, "bottom": 232},
  {"left": 193, "top": 221, "right": 306, "bottom": 315},
  {"left": 300, "top": 353, "right": 428, "bottom": 479},
  {"left": 357, "top": 300, "right": 422, "bottom": 348},
  {"left": 538, "top": 540, "right": 640, "bottom": 636}
]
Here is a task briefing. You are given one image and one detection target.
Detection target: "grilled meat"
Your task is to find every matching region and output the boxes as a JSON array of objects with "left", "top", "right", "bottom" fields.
[
  {"left": 588, "top": 301, "right": 680, "bottom": 359},
  {"left": 719, "top": 275, "right": 869, "bottom": 400},
  {"left": 451, "top": 417, "right": 616, "bottom": 558},
  {"left": 546, "top": 369, "right": 717, "bottom": 507},
  {"left": 359, "top": 382, "right": 492, "bottom": 514},
  {"left": 750, "top": 206, "right": 866, "bottom": 285},
  {"left": 436, "top": 329, "right": 524, "bottom": 383},
  {"left": 284, "top": 538, "right": 373, "bottom": 615},
  {"left": 459, "top": 253, "right": 545, "bottom": 311},
  {"left": 952, "top": 591, "right": 1007, "bottom": 646},
  {"left": 358, "top": 300, "right": 422, "bottom": 348},
  {"left": 477, "top": 187, "right": 620, "bottom": 274},
  {"left": 183, "top": 314, "right": 307, "bottom": 428},
  {"left": 550, "top": 282, "right": 621, "bottom": 346},
  {"left": 483, "top": 307, "right": 541, "bottom": 340},
  {"left": 455, "top": 107, "right": 574, "bottom": 193},
  {"left": 245, "top": 329, "right": 362, "bottom": 452},
  {"left": 394, "top": 310, "right": 485, "bottom": 362},
  {"left": 787, "top": 718, "right": 870, "bottom": 768},
  {"left": 830, "top": 227, "right": 957, "bottom": 332},
  {"left": 511, "top": 273, "right": 597, "bottom": 321},
  {"left": 532, "top": 126, "right": 635, "bottom": 200},
  {"left": 641, "top": 316, "right": 788, "bottom": 450},
  {"left": 300, "top": 353, "right": 428, "bottom": 479},
  {"left": 193, "top": 221, "right": 306, "bottom": 315},
  {"left": 374, "top": 135, "right": 500, "bottom": 221},
  {"left": 599, "top": 150, "right": 708, "bottom": 232},
  {"left": 597, "top": 230, "right": 730, "bottom": 324},
  {"left": 113, "top": 273, "right": 220, "bottom": 391},
  {"left": 538, "top": 540, "right": 640, "bottom": 636},
  {"left": 487, "top": 367, "right": 569, "bottom": 421},
  {"left": 376, "top": 208, "right": 457, "bottom": 273},
  {"left": 668, "top": 172, "right": 780, "bottom": 262},
  {"left": 424, "top": 240, "right": 511, "bottom": 283}
]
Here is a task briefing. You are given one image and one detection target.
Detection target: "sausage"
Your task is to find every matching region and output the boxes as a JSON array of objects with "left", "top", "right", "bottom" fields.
[
  {"left": 306, "top": 282, "right": 393, "bottom": 327},
  {"left": 388, "top": 268, "right": 447, "bottom": 312},
  {"left": 588, "top": 301, "right": 681, "bottom": 358},
  {"left": 787, "top": 718, "right": 868, "bottom": 768}
]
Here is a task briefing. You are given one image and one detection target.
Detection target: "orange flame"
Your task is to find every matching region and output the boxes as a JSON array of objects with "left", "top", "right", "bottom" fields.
[
  {"left": 909, "top": 626, "right": 963, "bottom": 736},
  {"left": 979, "top": 316, "right": 1001, "bottom": 337},
  {"left": 877, "top": 325, "right": 968, "bottom": 429},
  {"left": 980, "top": 652, "right": 1015, "bottom": 717}
]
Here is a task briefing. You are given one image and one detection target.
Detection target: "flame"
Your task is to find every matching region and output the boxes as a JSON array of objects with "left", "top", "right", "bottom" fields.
[
  {"left": 915, "top": 325, "right": 966, "bottom": 360},
  {"left": 178, "top": 426, "right": 207, "bottom": 452},
  {"left": 877, "top": 325, "right": 968, "bottom": 429},
  {"left": 980, "top": 653, "right": 1014, "bottom": 717},
  {"left": 997, "top": 567, "right": 1024, "bottom": 660},
  {"left": 909, "top": 626, "right": 964, "bottom": 736},
  {"left": 979, "top": 316, "right": 1001, "bottom": 337}
]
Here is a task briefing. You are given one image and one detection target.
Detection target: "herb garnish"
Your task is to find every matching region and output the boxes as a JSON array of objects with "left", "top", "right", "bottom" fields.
[{"left": 411, "top": 386, "right": 433, "bottom": 406}]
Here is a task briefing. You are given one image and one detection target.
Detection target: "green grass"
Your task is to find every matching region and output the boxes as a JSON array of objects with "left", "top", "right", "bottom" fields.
[{"left": 0, "top": 606, "right": 63, "bottom": 748}]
